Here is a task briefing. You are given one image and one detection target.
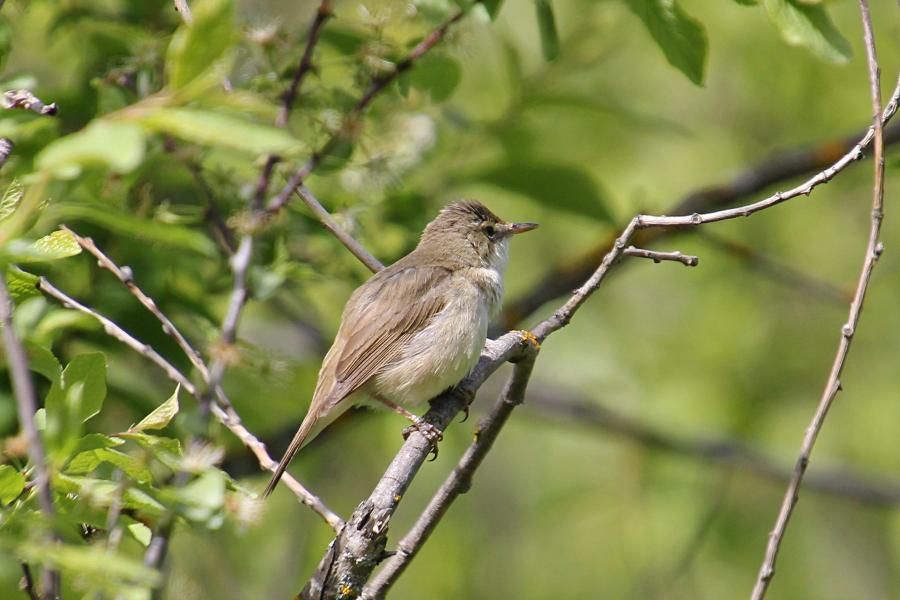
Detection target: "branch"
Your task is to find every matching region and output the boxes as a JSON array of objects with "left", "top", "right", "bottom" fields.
[
  {"left": 0, "top": 280, "right": 60, "bottom": 599},
  {"left": 37, "top": 277, "right": 344, "bottom": 531},
  {"left": 499, "top": 107, "right": 900, "bottom": 330},
  {"left": 362, "top": 355, "right": 537, "bottom": 598},
  {"left": 623, "top": 246, "right": 699, "bottom": 266},
  {"left": 525, "top": 390, "right": 900, "bottom": 506},
  {"left": 19, "top": 562, "right": 39, "bottom": 600},
  {"left": 277, "top": 0, "right": 333, "bottom": 128},
  {"left": 750, "top": 5, "right": 887, "bottom": 598}
]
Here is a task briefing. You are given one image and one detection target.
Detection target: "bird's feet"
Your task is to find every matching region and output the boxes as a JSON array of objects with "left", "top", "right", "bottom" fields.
[{"left": 402, "top": 416, "right": 443, "bottom": 460}]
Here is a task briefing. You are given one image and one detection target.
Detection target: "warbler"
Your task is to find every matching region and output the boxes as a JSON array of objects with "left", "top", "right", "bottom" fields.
[{"left": 263, "top": 200, "right": 537, "bottom": 497}]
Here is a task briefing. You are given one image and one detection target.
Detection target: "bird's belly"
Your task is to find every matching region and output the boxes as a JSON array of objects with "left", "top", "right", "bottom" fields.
[{"left": 372, "top": 289, "right": 489, "bottom": 406}]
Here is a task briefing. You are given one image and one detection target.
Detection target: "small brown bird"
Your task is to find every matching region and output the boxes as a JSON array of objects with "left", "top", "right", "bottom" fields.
[{"left": 263, "top": 200, "right": 536, "bottom": 497}]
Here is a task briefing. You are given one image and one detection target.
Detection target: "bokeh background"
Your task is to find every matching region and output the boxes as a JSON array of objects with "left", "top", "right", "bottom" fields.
[{"left": 1, "top": 0, "right": 899, "bottom": 598}]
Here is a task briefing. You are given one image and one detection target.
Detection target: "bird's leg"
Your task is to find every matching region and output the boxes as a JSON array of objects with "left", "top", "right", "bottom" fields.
[{"left": 372, "top": 394, "right": 443, "bottom": 459}]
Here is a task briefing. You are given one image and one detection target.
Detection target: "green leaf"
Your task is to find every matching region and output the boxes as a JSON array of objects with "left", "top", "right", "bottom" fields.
[
  {"left": 25, "top": 342, "right": 62, "bottom": 383},
  {"left": 127, "top": 521, "right": 152, "bottom": 547},
  {"left": 481, "top": 0, "right": 505, "bottom": 19},
  {"left": 534, "top": 0, "right": 559, "bottom": 61},
  {"left": 35, "top": 121, "right": 145, "bottom": 178},
  {"left": 4, "top": 229, "right": 82, "bottom": 264},
  {"left": 0, "top": 180, "right": 23, "bottom": 222},
  {"left": 45, "top": 353, "right": 108, "bottom": 458},
  {"left": 68, "top": 433, "right": 124, "bottom": 457},
  {"left": 316, "top": 131, "right": 355, "bottom": 173},
  {"left": 731, "top": 0, "right": 758, "bottom": 5},
  {"left": 0, "top": 465, "right": 26, "bottom": 504},
  {"left": 6, "top": 266, "right": 40, "bottom": 301},
  {"left": 763, "top": 0, "right": 851, "bottom": 64},
  {"left": 67, "top": 448, "right": 153, "bottom": 484},
  {"left": 403, "top": 54, "right": 462, "bottom": 102},
  {"left": 137, "top": 108, "right": 305, "bottom": 156},
  {"left": 166, "top": 0, "right": 236, "bottom": 90},
  {"left": 472, "top": 162, "right": 613, "bottom": 223},
  {"left": 129, "top": 385, "right": 180, "bottom": 432},
  {"left": 624, "top": 0, "right": 708, "bottom": 85}
]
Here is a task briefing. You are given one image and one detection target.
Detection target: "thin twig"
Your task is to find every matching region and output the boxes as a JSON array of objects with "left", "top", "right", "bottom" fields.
[
  {"left": 750, "top": 4, "right": 886, "bottom": 598},
  {"left": 623, "top": 246, "right": 699, "bottom": 266},
  {"left": 2, "top": 90, "right": 58, "bottom": 116},
  {"left": 296, "top": 185, "right": 384, "bottom": 273},
  {"left": 37, "top": 277, "right": 344, "bottom": 530},
  {"left": 278, "top": 0, "right": 333, "bottom": 128},
  {"left": 19, "top": 562, "right": 39, "bottom": 600},
  {"left": 363, "top": 355, "right": 537, "bottom": 598},
  {"left": 0, "top": 280, "right": 60, "bottom": 599},
  {"left": 173, "top": 0, "right": 192, "bottom": 25},
  {"left": 62, "top": 226, "right": 209, "bottom": 380}
]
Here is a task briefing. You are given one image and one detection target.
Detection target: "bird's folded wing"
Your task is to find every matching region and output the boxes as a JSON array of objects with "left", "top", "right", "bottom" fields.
[{"left": 329, "top": 264, "right": 453, "bottom": 404}]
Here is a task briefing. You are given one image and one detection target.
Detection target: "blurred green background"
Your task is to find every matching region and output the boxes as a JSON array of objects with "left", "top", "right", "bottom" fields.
[{"left": 1, "top": 0, "right": 899, "bottom": 598}]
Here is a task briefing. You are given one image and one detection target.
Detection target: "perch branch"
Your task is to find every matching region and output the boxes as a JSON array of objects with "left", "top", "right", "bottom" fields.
[
  {"left": 363, "top": 356, "right": 537, "bottom": 598},
  {"left": 0, "top": 280, "right": 60, "bottom": 599},
  {"left": 750, "top": 4, "right": 887, "bottom": 598},
  {"left": 623, "top": 246, "right": 699, "bottom": 266}
]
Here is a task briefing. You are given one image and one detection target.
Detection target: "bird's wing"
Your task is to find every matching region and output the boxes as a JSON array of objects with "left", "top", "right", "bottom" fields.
[{"left": 325, "top": 264, "right": 453, "bottom": 407}]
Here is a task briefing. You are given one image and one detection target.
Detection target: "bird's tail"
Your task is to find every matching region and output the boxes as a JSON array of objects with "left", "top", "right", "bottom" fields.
[{"left": 262, "top": 410, "right": 320, "bottom": 498}]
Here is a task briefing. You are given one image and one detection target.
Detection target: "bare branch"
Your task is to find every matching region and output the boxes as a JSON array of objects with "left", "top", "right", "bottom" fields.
[
  {"left": 0, "top": 280, "right": 60, "bottom": 598},
  {"left": 296, "top": 185, "right": 384, "bottom": 273},
  {"left": 278, "top": 0, "right": 333, "bottom": 128},
  {"left": 19, "top": 562, "right": 39, "bottom": 600},
  {"left": 750, "top": 5, "right": 887, "bottom": 598},
  {"left": 2, "top": 90, "right": 58, "bottom": 116},
  {"left": 38, "top": 277, "right": 344, "bottom": 531},
  {"left": 363, "top": 356, "right": 537, "bottom": 598},
  {"left": 623, "top": 246, "right": 699, "bottom": 266}
]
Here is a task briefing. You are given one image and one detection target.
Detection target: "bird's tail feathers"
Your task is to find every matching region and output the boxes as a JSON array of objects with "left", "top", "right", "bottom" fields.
[{"left": 262, "top": 410, "right": 319, "bottom": 498}]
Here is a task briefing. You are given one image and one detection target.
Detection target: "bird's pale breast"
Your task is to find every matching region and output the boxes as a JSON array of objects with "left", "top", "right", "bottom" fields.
[{"left": 371, "top": 266, "right": 502, "bottom": 406}]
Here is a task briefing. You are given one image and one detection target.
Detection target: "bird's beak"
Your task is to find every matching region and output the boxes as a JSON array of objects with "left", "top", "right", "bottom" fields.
[{"left": 506, "top": 222, "right": 539, "bottom": 235}]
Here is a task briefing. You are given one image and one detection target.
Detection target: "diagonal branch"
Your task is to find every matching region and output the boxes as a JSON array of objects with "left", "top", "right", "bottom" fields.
[
  {"left": 750, "top": 4, "right": 887, "bottom": 598},
  {"left": 362, "top": 355, "right": 537, "bottom": 598},
  {"left": 0, "top": 279, "right": 60, "bottom": 598}
]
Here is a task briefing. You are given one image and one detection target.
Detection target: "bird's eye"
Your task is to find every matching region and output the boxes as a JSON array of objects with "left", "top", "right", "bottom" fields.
[{"left": 483, "top": 224, "right": 496, "bottom": 239}]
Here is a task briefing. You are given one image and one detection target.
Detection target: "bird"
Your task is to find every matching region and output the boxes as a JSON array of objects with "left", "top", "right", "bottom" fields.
[{"left": 262, "top": 200, "right": 537, "bottom": 497}]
